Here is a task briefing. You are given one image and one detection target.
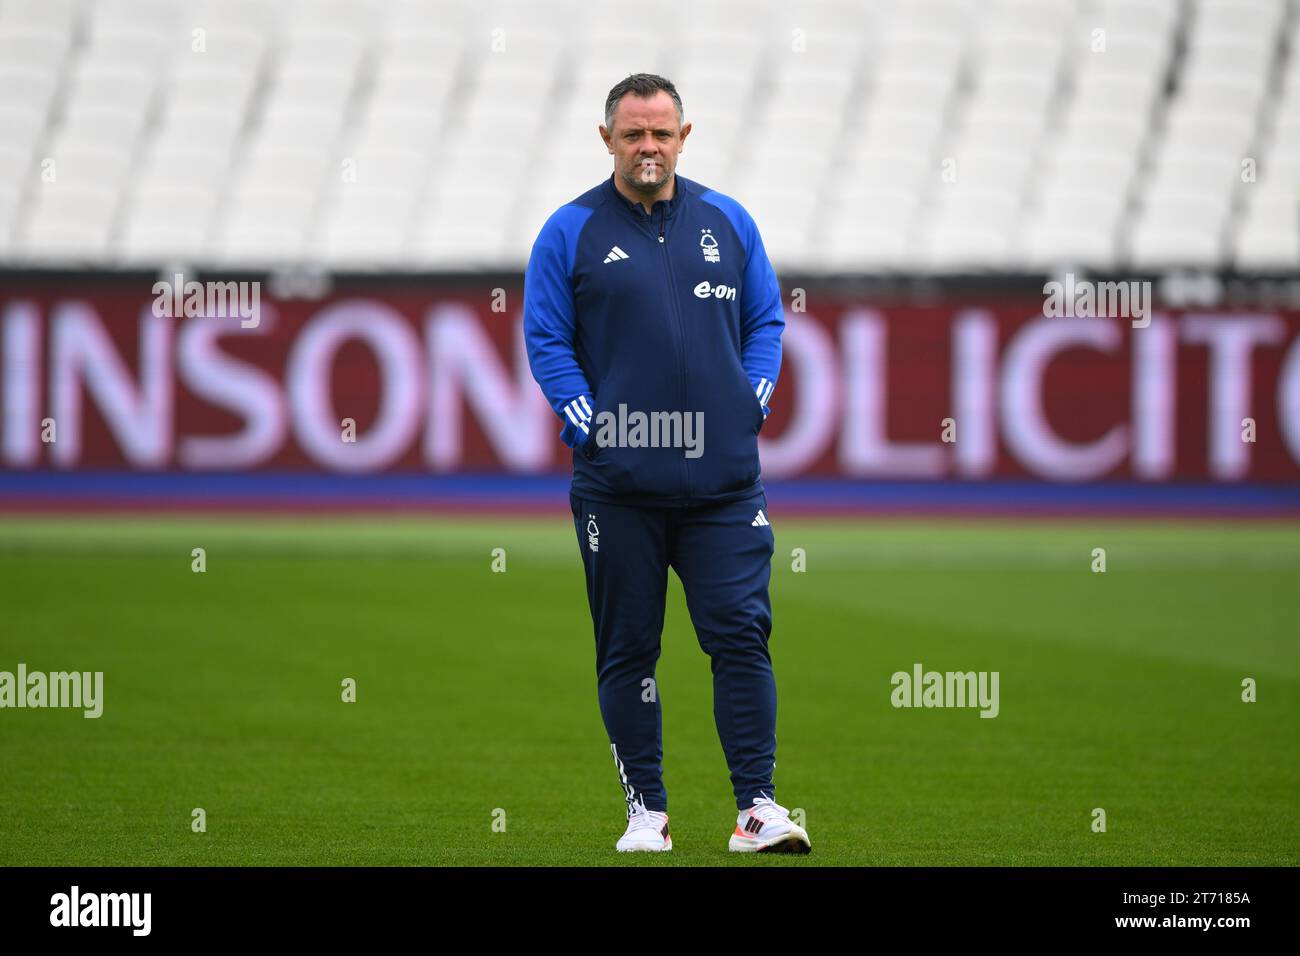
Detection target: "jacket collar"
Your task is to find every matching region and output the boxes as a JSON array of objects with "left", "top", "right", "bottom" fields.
[{"left": 604, "top": 170, "right": 686, "bottom": 221}]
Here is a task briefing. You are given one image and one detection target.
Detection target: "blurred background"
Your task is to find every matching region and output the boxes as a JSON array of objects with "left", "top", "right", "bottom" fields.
[{"left": 0, "top": 0, "right": 1298, "bottom": 511}]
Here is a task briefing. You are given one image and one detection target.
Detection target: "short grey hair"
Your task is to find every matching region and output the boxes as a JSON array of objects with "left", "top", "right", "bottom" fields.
[{"left": 603, "top": 73, "right": 684, "bottom": 131}]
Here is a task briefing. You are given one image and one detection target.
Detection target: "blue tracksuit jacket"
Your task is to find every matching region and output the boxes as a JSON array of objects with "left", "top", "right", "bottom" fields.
[{"left": 523, "top": 172, "right": 785, "bottom": 508}]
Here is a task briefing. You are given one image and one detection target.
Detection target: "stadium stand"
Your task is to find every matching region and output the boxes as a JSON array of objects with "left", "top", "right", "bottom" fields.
[{"left": 0, "top": 0, "right": 1295, "bottom": 272}]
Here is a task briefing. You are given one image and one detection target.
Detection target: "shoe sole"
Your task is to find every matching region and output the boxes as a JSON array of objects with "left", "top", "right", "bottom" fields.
[
  {"left": 728, "top": 830, "right": 811, "bottom": 854},
  {"left": 617, "top": 836, "right": 673, "bottom": 852}
]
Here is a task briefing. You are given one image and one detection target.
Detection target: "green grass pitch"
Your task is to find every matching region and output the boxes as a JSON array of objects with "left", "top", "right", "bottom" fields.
[{"left": 0, "top": 514, "right": 1296, "bottom": 866}]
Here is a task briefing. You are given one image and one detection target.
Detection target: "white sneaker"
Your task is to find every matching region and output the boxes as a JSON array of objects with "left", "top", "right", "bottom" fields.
[
  {"left": 728, "top": 796, "right": 811, "bottom": 854},
  {"left": 616, "top": 802, "right": 672, "bottom": 852}
]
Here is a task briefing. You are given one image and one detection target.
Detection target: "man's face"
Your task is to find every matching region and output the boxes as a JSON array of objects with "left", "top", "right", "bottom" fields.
[{"left": 600, "top": 90, "right": 692, "bottom": 194}]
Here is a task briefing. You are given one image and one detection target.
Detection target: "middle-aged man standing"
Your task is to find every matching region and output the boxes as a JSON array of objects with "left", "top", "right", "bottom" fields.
[{"left": 523, "top": 73, "right": 809, "bottom": 854}]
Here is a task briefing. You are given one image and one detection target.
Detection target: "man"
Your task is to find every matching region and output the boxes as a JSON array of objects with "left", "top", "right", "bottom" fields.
[{"left": 523, "top": 74, "right": 809, "bottom": 854}]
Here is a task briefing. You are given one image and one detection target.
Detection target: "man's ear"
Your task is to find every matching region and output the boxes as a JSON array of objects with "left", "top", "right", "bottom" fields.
[
  {"left": 599, "top": 124, "right": 613, "bottom": 153},
  {"left": 678, "top": 121, "right": 692, "bottom": 150}
]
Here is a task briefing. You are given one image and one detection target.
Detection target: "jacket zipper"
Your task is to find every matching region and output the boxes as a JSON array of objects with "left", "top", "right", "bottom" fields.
[{"left": 655, "top": 204, "right": 692, "bottom": 500}]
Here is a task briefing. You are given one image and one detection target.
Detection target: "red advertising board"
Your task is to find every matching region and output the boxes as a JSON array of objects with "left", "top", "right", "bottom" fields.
[{"left": 2, "top": 279, "right": 1299, "bottom": 482}]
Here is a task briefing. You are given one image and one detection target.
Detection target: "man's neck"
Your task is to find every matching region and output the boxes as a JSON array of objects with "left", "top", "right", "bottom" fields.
[{"left": 614, "top": 172, "right": 676, "bottom": 215}]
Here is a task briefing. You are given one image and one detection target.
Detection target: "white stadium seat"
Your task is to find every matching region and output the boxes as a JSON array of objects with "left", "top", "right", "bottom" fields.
[
  {"left": 0, "top": 68, "right": 59, "bottom": 114},
  {"left": 119, "top": 223, "right": 209, "bottom": 265},
  {"left": 0, "top": 0, "right": 77, "bottom": 32},
  {"left": 0, "top": 28, "right": 71, "bottom": 73},
  {"left": 0, "top": 0, "right": 1295, "bottom": 271},
  {"left": 1023, "top": 223, "right": 1120, "bottom": 270},
  {"left": 1233, "top": 204, "right": 1300, "bottom": 271},
  {"left": 35, "top": 145, "right": 135, "bottom": 191}
]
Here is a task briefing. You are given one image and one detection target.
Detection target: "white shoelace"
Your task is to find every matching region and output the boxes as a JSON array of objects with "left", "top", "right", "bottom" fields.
[
  {"left": 627, "top": 801, "right": 664, "bottom": 831},
  {"left": 748, "top": 797, "right": 791, "bottom": 824}
]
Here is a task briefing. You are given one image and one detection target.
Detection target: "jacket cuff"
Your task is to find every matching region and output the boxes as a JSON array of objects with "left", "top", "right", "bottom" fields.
[
  {"left": 752, "top": 376, "right": 775, "bottom": 420},
  {"left": 558, "top": 393, "right": 594, "bottom": 449}
]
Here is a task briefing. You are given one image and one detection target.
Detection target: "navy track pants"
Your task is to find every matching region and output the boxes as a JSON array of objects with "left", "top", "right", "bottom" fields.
[{"left": 570, "top": 489, "right": 778, "bottom": 813}]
